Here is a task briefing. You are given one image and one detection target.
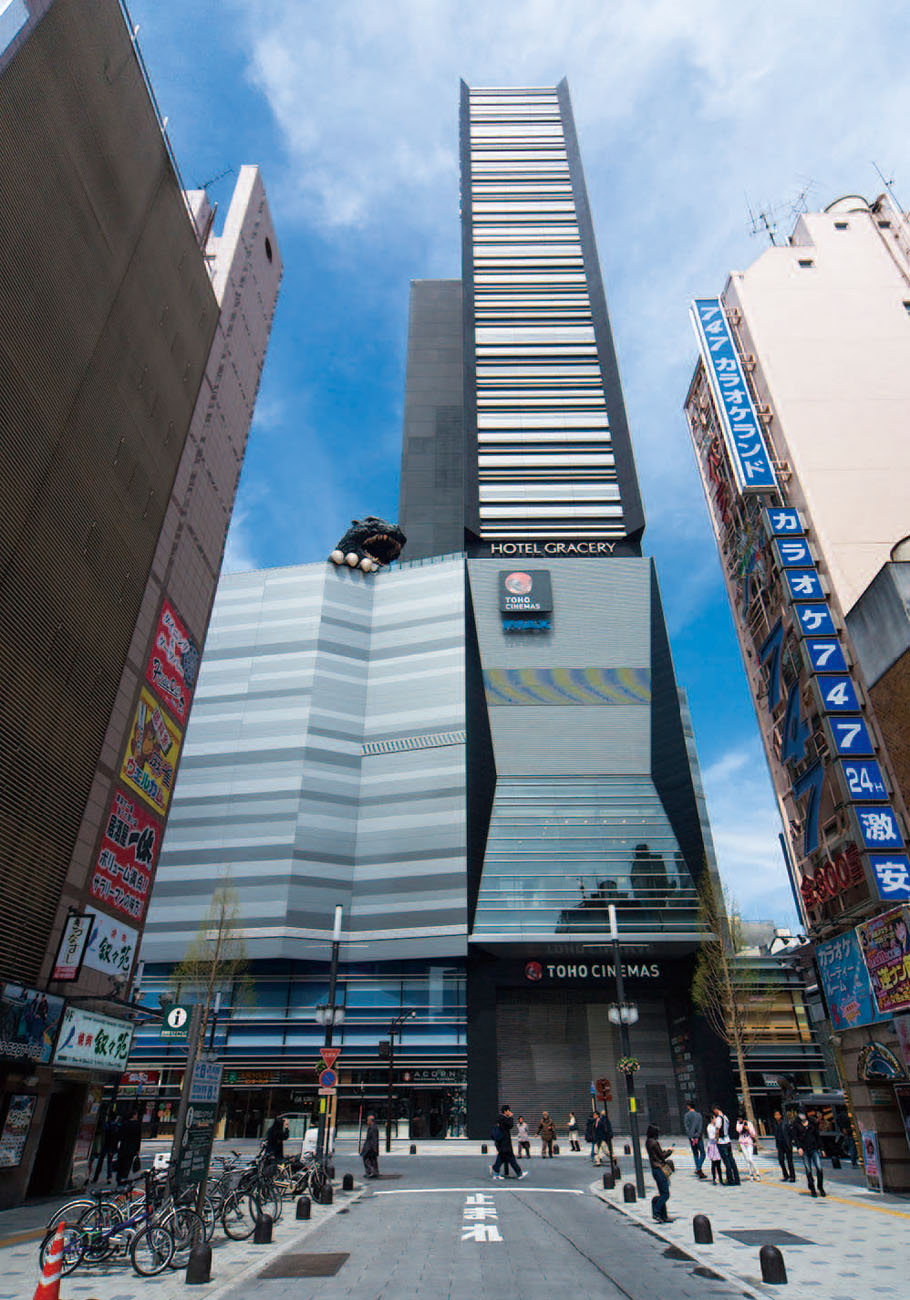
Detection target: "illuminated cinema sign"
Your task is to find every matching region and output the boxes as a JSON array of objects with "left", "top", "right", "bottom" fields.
[{"left": 689, "top": 298, "right": 777, "bottom": 494}]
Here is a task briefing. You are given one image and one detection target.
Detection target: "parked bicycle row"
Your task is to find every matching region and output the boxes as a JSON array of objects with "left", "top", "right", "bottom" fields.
[{"left": 37, "top": 1145, "right": 333, "bottom": 1279}]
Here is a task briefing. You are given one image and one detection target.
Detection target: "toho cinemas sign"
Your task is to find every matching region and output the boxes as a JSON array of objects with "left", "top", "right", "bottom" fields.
[{"left": 523, "top": 960, "right": 661, "bottom": 983}]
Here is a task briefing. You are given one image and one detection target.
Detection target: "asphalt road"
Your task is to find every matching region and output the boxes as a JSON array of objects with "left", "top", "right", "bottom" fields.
[{"left": 222, "top": 1153, "right": 745, "bottom": 1300}]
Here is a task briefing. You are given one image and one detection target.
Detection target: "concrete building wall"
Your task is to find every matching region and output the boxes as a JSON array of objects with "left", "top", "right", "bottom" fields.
[{"left": 724, "top": 197, "right": 910, "bottom": 616}]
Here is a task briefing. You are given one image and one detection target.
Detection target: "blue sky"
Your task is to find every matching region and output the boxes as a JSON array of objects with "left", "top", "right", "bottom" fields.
[{"left": 131, "top": 0, "right": 909, "bottom": 926}]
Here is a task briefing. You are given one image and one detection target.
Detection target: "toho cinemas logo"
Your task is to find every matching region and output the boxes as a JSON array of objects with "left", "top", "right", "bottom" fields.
[{"left": 525, "top": 960, "right": 661, "bottom": 982}]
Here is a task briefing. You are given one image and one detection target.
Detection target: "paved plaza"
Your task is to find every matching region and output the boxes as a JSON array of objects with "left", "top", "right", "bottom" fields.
[{"left": 1, "top": 1140, "right": 905, "bottom": 1299}]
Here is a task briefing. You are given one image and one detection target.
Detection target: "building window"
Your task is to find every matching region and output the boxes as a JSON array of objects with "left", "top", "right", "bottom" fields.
[
  {"left": 834, "top": 221, "right": 848, "bottom": 230},
  {"left": 264, "top": 236, "right": 273, "bottom": 263},
  {"left": 797, "top": 259, "right": 814, "bottom": 269},
  {"left": 903, "top": 302, "right": 910, "bottom": 315},
  {"left": 878, "top": 219, "right": 892, "bottom": 229}
]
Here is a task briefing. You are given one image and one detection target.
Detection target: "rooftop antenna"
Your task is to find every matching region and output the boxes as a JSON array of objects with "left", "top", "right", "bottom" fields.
[
  {"left": 747, "top": 195, "right": 779, "bottom": 245},
  {"left": 197, "top": 165, "right": 234, "bottom": 193},
  {"left": 871, "top": 161, "right": 904, "bottom": 215}
]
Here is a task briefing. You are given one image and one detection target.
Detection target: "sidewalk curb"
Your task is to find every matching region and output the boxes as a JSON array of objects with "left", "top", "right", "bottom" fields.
[
  {"left": 589, "top": 1181, "right": 768, "bottom": 1299},
  {"left": 169, "top": 1187, "right": 361, "bottom": 1300}
]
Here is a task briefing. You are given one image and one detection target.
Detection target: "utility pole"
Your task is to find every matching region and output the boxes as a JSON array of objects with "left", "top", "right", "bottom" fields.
[
  {"left": 315, "top": 904, "right": 343, "bottom": 1166},
  {"left": 608, "top": 904, "right": 646, "bottom": 1198}
]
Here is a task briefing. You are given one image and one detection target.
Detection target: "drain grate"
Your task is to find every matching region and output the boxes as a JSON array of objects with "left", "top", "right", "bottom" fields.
[
  {"left": 722, "top": 1229, "right": 813, "bottom": 1246},
  {"left": 258, "top": 1252, "right": 349, "bottom": 1278}
]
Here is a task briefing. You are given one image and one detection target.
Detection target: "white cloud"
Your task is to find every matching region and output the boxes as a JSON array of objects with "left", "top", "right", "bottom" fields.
[
  {"left": 702, "top": 739, "right": 798, "bottom": 926},
  {"left": 221, "top": 507, "right": 259, "bottom": 573}
]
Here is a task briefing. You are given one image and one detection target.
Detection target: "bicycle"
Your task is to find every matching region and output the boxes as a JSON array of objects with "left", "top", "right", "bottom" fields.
[{"left": 39, "top": 1172, "right": 175, "bottom": 1277}]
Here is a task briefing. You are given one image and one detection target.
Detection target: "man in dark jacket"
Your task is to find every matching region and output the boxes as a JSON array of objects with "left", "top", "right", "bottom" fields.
[
  {"left": 361, "top": 1113, "right": 380, "bottom": 1178},
  {"left": 115, "top": 1106, "right": 142, "bottom": 1186},
  {"left": 792, "top": 1111, "right": 825, "bottom": 1197},
  {"left": 491, "top": 1105, "right": 526, "bottom": 1180},
  {"left": 593, "top": 1109, "right": 614, "bottom": 1168},
  {"left": 772, "top": 1109, "right": 795, "bottom": 1182},
  {"left": 684, "top": 1103, "right": 707, "bottom": 1179},
  {"left": 91, "top": 1109, "right": 120, "bottom": 1184},
  {"left": 265, "top": 1114, "right": 289, "bottom": 1160}
]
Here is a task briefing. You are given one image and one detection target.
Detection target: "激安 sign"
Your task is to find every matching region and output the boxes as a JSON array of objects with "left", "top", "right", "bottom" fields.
[
  {"left": 689, "top": 298, "right": 777, "bottom": 494},
  {"left": 53, "top": 1007, "right": 134, "bottom": 1072}
]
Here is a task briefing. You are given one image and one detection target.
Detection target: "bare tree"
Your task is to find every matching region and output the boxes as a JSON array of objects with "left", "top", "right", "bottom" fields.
[
  {"left": 170, "top": 881, "right": 252, "bottom": 1050},
  {"left": 691, "top": 871, "right": 773, "bottom": 1133}
]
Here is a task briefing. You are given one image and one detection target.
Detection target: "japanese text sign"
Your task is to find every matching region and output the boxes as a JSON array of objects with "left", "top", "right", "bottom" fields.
[
  {"left": 855, "top": 806, "right": 904, "bottom": 851},
  {"left": 145, "top": 599, "right": 198, "bottom": 726},
  {"left": 82, "top": 910, "right": 138, "bottom": 981},
  {"left": 53, "top": 1007, "right": 134, "bottom": 1072},
  {"left": 816, "top": 929, "right": 887, "bottom": 1030},
  {"left": 690, "top": 299, "right": 777, "bottom": 493},
  {"left": 764, "top": 508, "right": 804, "bottom": 536},
  {"left": 90, "top": 788, "right": 161, "bottom": 922},
  {"left": 857, "top": 905, "right": 910, "bottom": 1015},
  {"left": 52, "top": 913, "right": 92, "bottom": 981},
  {"left": 120, "top": 687, "right": 182, "bottom": 814},
  {"left": 870, "top": 854, "right": 910, "bottom": 902}
]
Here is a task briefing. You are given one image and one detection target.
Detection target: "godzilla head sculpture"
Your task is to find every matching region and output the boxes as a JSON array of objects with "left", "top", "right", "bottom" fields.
[{"left": 329, "top": 517, "right": 407, "bottom": 573}]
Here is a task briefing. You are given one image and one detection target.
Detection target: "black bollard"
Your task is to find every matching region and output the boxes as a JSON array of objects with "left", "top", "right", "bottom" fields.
[
  {"left": 327, "top": 1164, "right": 335, "bottom": 1179},
  {"left": 253, "top": 1213, "right": 273, "bottom": 1244},
  {"left": 321, "top": 1183, "right": 334, "bottom": 1205},
  {"left": 759, "top": 1244, "right": 788, "bottom": 1285},
  {"left": 602, "top": 1169, "right": 615, "bottom": 1190},
  {"left": 693, "top": 1214, "right": 713, "bottom": 1244},
  {"left": 296, "top": 1195, "right": 311, "bottom": 1220},
  {"left": 623, "top": 1182, "right": 636, "bottom": 1203},
  {"left": 624, "top": 1143, "right": 631, "bottom": 1155},
  {"left": 342, "top": 1172, "right": 354, "bottom": 1191},
  {"left": 410, "top": 1144, "right": 417, "bottom": 1154},
  {"left": 831, "top": 1154, "right": 841, "bottom": 1169},
  {"left": 185, "top": 1241, "right": 212, "bottom": 1285},
  {"left": 481, "top": 1144, "right": 488, "bottom": 1154}
]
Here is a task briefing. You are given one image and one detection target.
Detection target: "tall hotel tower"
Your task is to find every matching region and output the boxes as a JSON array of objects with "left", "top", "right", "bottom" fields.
[
  {"left": 133, "top": 82, "right": 730, "bottom": 1141},
  {"left": 402, "top": 81, "right": 726, "bottom": 1131}
]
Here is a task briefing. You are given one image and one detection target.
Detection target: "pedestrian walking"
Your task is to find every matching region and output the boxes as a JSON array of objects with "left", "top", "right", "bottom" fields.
[
  {"left": 593, "top": 1108, "right": 614, "bottom": 1168},
  {"left": 683, "top": 1102, "right": 707, "bottom": 1179},
  {"left": 772, "top": 1109, "right": 795, "bottom": 1182},
  {"left": 516, "top": 1115, "right": 531, "bottom": 1159},
  {"left": 791, "top": 1110, "right": 826, "bottom": 1197},
  {"left": 115, "top": 1106, "right": 142, "bottom": 1187},
  {"left": 537, "top": 1111, "right": 556, "bottom": 1158},
  {"left": 91, "top": 1108, "right": 120, "bottom": 1184},
  {"left": 361, "top": 1113, "right": 380, "bottom": 1178},
  {"left": 567, "top": 1111, "right": 580, "bottom": 1151},
  {"left": 736, "top": 1115, "right": 761, "bottom": 1180},
  {"left": 711, "top": 1105, "right": 740, "bottom": 1185},
  {"left": 585, "top": 1111, "right": 597, "bottom": 1161},
  {"left": 491, "top": 1104, "right": 526, "bottom": 1180},
  {"left": 264, "top": 1114, "right": 289, "bottom": 1160},
  {"left": 645, "top": 1123, "right": 674, "bottom": 1223},
  {"left": 705, "top": 1115, "right": 724, "bottom": 1184}
]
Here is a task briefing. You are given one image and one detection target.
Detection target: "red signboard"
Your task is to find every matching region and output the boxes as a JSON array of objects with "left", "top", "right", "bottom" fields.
[
  {"left": 90, "top": 788, "right": 163, "bottom": 922},
  {"left": 595, "top": 1076, "right": 613, "bottom": 1103},
  {"left": 321, "top": 1048, "right": 340, "bottom": 1069},
  {"left": 145, "top": 598, "right": 198, "bottom": 726},
  {"left": 800, "top": 842, "right": 865, "bottom": 912}
]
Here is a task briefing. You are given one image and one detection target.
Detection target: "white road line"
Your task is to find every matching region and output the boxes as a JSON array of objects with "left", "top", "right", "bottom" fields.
[{"left": 373, "top": 1187, "right": 586, "bottom": 1195}]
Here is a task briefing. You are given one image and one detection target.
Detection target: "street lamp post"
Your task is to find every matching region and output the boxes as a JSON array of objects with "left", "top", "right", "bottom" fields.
[
  {"left": 315, "top": 905, "right": 343, "bottom": 1166},
  {"left": 384, "top": 1010, "right": 415, "bottom": 1154},
  {"left": 608, "top": 903, "right": 646, "bottom": 1198}
]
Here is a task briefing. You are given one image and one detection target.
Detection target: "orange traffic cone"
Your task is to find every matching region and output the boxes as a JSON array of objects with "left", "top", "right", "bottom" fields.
[{"left": 34, "top": 1220, "right": 65, "bottom": 1300}]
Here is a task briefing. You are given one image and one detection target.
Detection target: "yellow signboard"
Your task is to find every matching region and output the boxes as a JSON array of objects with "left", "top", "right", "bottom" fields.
[{"left": 120, "top": 687, "right": 182, "bottom": 814}]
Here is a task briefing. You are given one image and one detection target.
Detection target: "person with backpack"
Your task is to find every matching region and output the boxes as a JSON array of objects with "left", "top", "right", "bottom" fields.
[
  {"left": 490, "top": 1104, "right": 526, "bottom": 1180},
  {"left": 711, "top": 1105, "right": 741, "bottom": 1186},
  {"left": 791, "top": 1110, "right": 826, "bottom": 1197},
  {"left": 645, "top": 1124, "right": 674, "bottom": 1223}
]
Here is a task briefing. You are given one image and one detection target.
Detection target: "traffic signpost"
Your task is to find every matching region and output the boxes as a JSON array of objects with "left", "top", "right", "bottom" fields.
[{"left": 321, "top": 1047, "right": 340, "bottom": 1069}]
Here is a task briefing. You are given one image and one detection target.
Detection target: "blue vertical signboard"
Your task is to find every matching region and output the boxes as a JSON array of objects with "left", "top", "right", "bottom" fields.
[
  {"left": 761, "top": 506, "right": 906, "bottom": 884},
  {"left": 689, "top": 299, "right": 777, "bottom": 495}
]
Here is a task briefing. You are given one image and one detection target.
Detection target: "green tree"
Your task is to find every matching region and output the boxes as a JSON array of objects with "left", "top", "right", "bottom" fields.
[
  {"left": 170, "top": 882, "right": 252, "bottom": 1050},
  {"left": 691, "top": 871, "right": 772, "bottom": 1133}
]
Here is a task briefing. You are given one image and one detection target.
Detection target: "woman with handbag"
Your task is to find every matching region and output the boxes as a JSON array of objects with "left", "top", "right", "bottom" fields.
[{"left": 645, "top": 1123, "right": 674, "bottom": 1223}]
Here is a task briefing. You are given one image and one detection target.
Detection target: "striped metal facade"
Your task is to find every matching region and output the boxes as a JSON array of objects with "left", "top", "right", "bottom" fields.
[
  {"left": 462, "top": 83, "right": 641, "bottom": 544},
  {"left": 139, "top": 556, "right": 468, "bottom": 966}
]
